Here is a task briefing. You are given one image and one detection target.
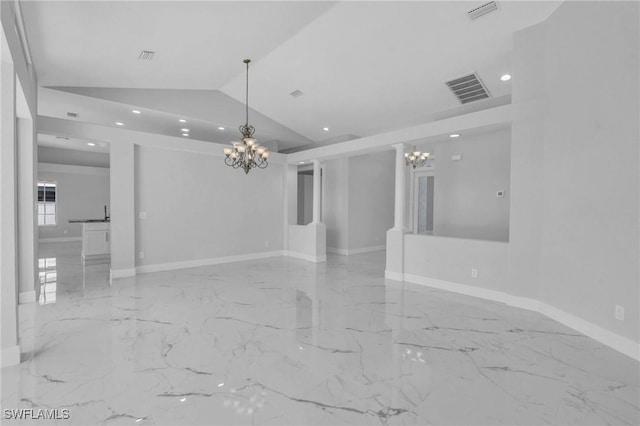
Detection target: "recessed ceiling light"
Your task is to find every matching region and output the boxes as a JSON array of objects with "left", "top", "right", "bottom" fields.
[
  {"left": 132, "top": 110, "right": 141, "bottom": 114},
  {"left": 179, "top": 119, "right": 186, "bottom": 123},
  {"left": 500, "top": 74, "right": 512, "bottom": 82},
  {"left": 449, "top": 133, "right": 460, "bottom": 138},
  {"left": 299, "top": 161, "right": 305, "bottom": 164},
  {"left": 181, "top": 128, "right": 189, "bottom": 132},
  {"left": 115, "top": 122, "right": 124, "bottom": 126},
  {"left": 323, "top": 127, "right": 329, "bottom": 131},
  {"left": 182, "top": 133, "right": 189, "bottom": 137},
  {"left": 217, "top": 127, "right": 225, "bottom": 130},
  {"left": 87, "top": 142, "right": 96, "bottom": 146}
]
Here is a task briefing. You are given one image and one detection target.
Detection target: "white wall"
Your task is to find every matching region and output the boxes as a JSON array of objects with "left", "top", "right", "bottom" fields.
[
  {"left": 38, "top": 146, "right": 110, "bottom": 168},
  {"left": 135, "top": 145, "right": 285, "bottom": 267},
  {"left": 37, "top": 163, "right": 110, "bottom": 240},
  {"left": 431, "top": 128, "right": 511, "bottom": 242},
  {"left": 510, "top": 1, "right": 639, "bottom": 343},
  {"left": 348, "top": 151, "right": 394, "bottom": 250}
]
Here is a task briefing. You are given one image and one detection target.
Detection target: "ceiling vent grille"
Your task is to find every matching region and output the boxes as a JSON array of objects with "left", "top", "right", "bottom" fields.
[
  {"left": 55, "top": 136, "right": 70, "bottom": 140},
  {"left": 445, "top": 73, "right": 491, "bottom": 104},
  {"left": 468, "top": 1, "right": 499, "bottom": 20},
  {"left": 67, "top": 112, "right": 78, "bottom": 118},
  {"left": 138, "top": 50, "right": 155, "bottom": 61},
  {"left": 289, "top": 90, "right": 304, "bottom": 98}
]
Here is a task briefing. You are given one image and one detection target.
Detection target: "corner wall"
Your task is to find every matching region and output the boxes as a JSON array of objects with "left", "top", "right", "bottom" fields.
[
  {"left": 510, "top": 1, "right": 639, "bottom": 345},
  {"left": 134, "top": 145, "right": 285, "bottom": 270}
]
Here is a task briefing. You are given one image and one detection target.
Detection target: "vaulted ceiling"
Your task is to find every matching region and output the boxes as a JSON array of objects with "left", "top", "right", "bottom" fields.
[{"left": 21, "top": 1, "right": 561, "bottom": 152}]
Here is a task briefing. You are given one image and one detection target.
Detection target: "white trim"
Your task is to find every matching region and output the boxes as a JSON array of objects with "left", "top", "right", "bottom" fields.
[
  {"left": 136, "top": 251, "right": 286, "bottom": 274},
  {"left": 18, "top": 290, "right": 35, "bottom": 304},
  {"left": 328, "top": 246, "right": 385, "bottom": 256},
  {"left": 38, "top": 162, "right": 109, "bottom": 176},
  {"left": 385, "top": 270, "right": 404, "bottom": 281},
  {"left": 285, "top": 251, "right": 327, "bottom": 263},
  {"left": 403, "top": 273, "right": 640, "bottom": 362},
  {"left": 110, "top": 268, "right": 136, "bottom": 279},
  {"left": 39, "top": 237, "right": 81, "bottom": 243},
  {"left": 1, "top": 345, "right": 20, "bottom": 367}
]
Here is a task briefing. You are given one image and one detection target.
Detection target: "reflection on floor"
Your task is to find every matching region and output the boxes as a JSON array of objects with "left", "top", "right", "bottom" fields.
[{"left": 2, "top": 242, "right": 638, "bottom": 425}]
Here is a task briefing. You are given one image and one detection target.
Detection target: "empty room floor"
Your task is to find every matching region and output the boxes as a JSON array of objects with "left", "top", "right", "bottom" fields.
[{"left": 1, "top": 242, "right": 638, "bottom": 425}]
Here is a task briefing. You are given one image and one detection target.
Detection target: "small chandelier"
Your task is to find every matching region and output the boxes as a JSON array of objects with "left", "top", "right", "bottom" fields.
[
  {"left": 223, "top": 59, "right": 269, "bottom": 174},
  {"left": 404, "top": 145, "right": 432, "bottom": 169}
]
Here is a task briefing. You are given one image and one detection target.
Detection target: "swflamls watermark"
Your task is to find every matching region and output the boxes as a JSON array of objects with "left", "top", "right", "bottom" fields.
[{"left": 3, "top": 408, "right": 70, "bottom": 420}]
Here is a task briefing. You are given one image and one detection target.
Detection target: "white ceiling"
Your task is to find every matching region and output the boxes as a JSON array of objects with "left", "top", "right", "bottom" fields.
[{"left": 21, "top": 1, "right": 561, "bottom": 152}]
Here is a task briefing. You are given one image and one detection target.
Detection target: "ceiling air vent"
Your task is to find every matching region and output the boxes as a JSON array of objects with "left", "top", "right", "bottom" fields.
[
  {"left": 67, "top": 112, "right": 78, "bottom": 118},
  {"left": 138, "top": 50, "right": 155, "bottom": 61},
  {"left": 468, "top": 1, "right": 499, "bottom": 20},
  {"left": 55, "top": 136, "right": 70, "bottom": 140},
  {"left": 445, "top": 72, "right": 491, "bottom": 104},
  {"left": 289, "top": 90, "right": 304, "bottom": 98}
]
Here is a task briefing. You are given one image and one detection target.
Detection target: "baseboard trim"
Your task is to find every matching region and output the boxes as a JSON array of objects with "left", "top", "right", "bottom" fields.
[
  {"left": 39, "top": 237, "right": 81, "bottom": 243},
  {"left": 403, "top": 273, "right": 640, "bottom": 362},
  {"left": 110, "top": 268, "right": 137, "bottom": 279},
  {"left": 384, "top": 270, "right": 404, "bottom": 281},
  {"left": 1, "top": 345, "right": 20, "bottom": 367},
  {"left": 286, "top": 251, "right": 327, "bottom": 263},
  {"left": 136, "top": 251, "right": 286, "bottom": 274},
  {"left": 328, "top": 246, "right": 386, "bottom": 256},
  {"left": 18, "top": 290, "right": 36, "bottom": 304}
]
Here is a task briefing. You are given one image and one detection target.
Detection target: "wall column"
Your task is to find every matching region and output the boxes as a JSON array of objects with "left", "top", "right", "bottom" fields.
[
  {"left": 386, "top": 143, "right": 407, "bottom": 281},
  {"left": 0, "top": 31, "right": 20, "bottom": 366},
  {"left": 17, "top": 114, "right": 36, "bottom": 304},
  {"left": 110, "top": 141, "right": 136, "bottom": 279},
  {"left": 312, "top": 159, "right": 322, "bottom": 224},
  {"left": 392, "top": 143, "right": 406, "bottom": 230}
]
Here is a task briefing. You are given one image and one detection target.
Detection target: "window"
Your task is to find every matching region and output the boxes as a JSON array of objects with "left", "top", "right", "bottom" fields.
[{"left": 38, "top": 182, "right": 57, "bottom": 226}]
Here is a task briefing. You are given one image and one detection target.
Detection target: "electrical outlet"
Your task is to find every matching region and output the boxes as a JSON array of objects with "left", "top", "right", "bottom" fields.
[
  {"left": 265, "top": 241, "right": 269, "bottom": 248},
  {"left": 139, "top": 251, "right": 145, "bottom": 259},
  {"left": 63, "top": 229, "right": 68, "bottom": 234},
  {"left": 139, "top": 212, "right": 147, "bottom": 220},
  {"left": 496, "top": 190, "right": 505, "bottom": 198},
  {"left": 471, "top": 268, "right": 478, "bottom": 278},
  {"left": 615, "top": 305, "right": 625, "bottom": 321}
]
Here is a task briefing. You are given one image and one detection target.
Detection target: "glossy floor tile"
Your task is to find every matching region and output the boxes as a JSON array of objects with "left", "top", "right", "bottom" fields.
[{"left": 1, "top": 242, "right": 638, "bottom": 425}]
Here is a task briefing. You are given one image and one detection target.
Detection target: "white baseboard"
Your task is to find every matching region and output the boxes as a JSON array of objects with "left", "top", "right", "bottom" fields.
[
  {"left": 136, "top": 251, "right": 286, "bottom": 274},
  {"left": 403, "top": 273, "right": 640, "bottom": 362},
  {"left": 18, "top": 290, "right": 36, "bottom": 304},
  {"left": 286, "top": 251, "right": 327, "bottom": 263},
  {"left": 327, "top": 246, "right": 385, "bottom": 256},
  {"left": 39, "top": 237, "right": 81, "bottom": 243},
  {"left": 385, "top": 270, "right": 404, "bottom": 281},
  {"left": 110, "top": 268, "right": 137, "bottom": 280},
  {"left": 1, "top": 345, "right": 20, "bottom": 367}
]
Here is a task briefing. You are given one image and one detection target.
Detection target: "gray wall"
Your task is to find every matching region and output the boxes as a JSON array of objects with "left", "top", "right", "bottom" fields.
[
  {"left": 510, "top": 1, "right": 639, "bottom": 342},
  {"left": 432, "top": 128, "right": 511, "bottom": 242},
  {"left": 323, "top": 157, "right": 348, "bottom": 250},
  {"left": 135, "top": 145, "right": 285, "bottom": 267},
  {"left": 38, "top": 164, "right": 110, "bottom": 240},
  {"left": 348, "top": 151, "right": 394, "bottom": 250},
  {"left": 323, "top": 151, "right": 394, "bottom": 253},
  {"left": 297, "top": 174, "right": 313, "bottom": 225}
]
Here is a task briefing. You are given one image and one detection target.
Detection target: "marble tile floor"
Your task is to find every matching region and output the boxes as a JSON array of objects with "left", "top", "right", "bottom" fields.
[{"left": 1, "top": 242, "right": 638, "bottom": 425}]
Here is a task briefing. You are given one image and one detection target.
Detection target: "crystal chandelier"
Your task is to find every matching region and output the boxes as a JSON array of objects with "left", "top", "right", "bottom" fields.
[
  {"left": 223, "top": 59, "right": 269, "bottom": 174},
  {"left": 404, "top": 145, "right": 432, "bottom": 169}
]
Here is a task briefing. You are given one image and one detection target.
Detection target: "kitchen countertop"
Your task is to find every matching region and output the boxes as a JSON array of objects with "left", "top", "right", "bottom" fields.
[{"left": 68, "top": 219, "right": 111, "bottom": 223}]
